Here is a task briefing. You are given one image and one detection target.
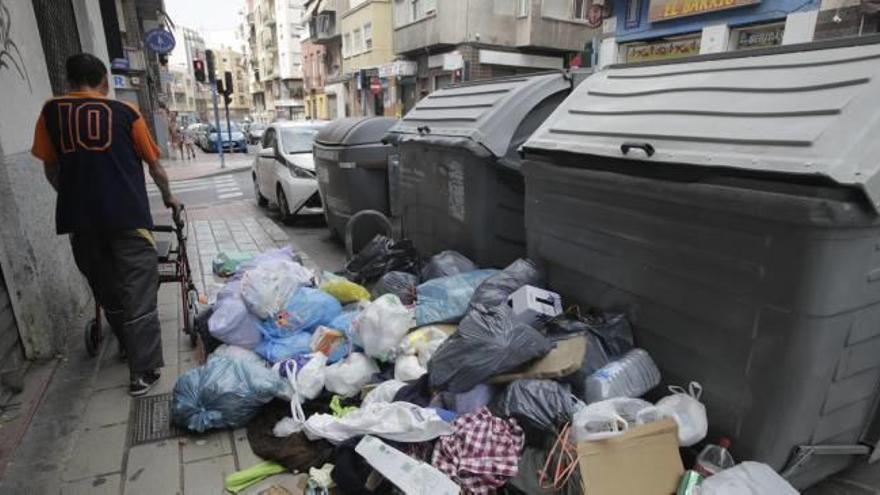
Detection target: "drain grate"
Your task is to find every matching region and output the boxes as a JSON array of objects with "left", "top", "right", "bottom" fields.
[{"left": 127, "top": 393, "right": 183, "bottom": 447}]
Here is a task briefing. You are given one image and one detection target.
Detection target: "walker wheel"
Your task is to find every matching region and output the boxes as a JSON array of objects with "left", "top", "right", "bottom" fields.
[{"left": 84, "top": 319, "right": 102, "bottom": 357}]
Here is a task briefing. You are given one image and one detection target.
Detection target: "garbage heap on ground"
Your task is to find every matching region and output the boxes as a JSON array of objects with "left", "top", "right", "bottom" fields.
[{"left": 176, "top": 236, "right": 800, "bottom": 495}]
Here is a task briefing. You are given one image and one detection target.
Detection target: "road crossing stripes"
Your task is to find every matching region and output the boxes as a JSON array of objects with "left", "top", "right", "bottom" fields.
[{"left": 147, "top": 174, "right": 244, "bottom": 200}]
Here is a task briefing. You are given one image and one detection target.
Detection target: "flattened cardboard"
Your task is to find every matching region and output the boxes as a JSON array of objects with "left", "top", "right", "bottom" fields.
[
  {"left": 578, "top": 419, "right": 684, "bottom": 495},
  {"left": 490, "top": 335, "right": 587, "bottom": 384}
]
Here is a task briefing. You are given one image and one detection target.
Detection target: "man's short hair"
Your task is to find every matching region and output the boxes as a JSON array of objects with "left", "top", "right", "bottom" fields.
[{"left": 66, "top": 53, "right": 108, "bottom": 88}]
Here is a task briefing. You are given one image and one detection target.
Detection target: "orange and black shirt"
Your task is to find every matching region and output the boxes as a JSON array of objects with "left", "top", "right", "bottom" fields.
[{"left": 31, "top": 91, "right": 161, "bottom": 234}]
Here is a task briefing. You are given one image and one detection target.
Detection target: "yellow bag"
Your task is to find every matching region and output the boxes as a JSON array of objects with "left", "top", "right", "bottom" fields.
[{"left": 320, "top": 278, "right": 371, "bottom": 303}]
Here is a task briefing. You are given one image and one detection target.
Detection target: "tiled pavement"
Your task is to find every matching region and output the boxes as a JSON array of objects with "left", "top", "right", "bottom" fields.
[{"left": 0, "top": 205, "right": 320, "bottom": 495}]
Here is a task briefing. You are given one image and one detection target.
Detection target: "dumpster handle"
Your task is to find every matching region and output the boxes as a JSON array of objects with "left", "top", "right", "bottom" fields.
[{"left": 620, "top": 142, "right": 655, "bottom": 157}]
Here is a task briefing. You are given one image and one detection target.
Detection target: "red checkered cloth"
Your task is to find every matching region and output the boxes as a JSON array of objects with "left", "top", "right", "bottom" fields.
[{"left": 432, "top": 407, "right": 525, "bottom": 494}]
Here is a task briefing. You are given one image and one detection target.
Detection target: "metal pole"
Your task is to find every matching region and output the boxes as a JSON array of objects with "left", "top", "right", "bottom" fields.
[
  {"left": 225, "top": 99, "right": 232, "bottom": 145},
  {"left": 211, "top": 84, "right": 225, "bottom": 169}
]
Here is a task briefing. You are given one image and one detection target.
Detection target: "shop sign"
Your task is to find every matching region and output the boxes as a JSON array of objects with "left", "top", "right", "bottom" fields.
[
  {"left": 625, "top": 37, "right": 701, "bottom": 62},
  {"left": 736, "top": 24, "right": 784, "bottom": 49},
  {"left": 112, "top": 75, "right": 130, "bottom": 89},
  {"left": 649, "top": 0, "right": 759, "bottom": 21},
  {"left": 370, "top": 76, "right": 382, "bottom": 95},
  {"left": 378, "top": 60, "right": 417, "bottom": 78}
]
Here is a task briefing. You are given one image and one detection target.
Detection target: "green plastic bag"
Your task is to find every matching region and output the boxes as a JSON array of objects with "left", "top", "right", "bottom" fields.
[
  {"left": 213, "top": 252, "right": 255, "bottom": 277},
  {"left": 224, "top": 461, "right": 286, "bottom": 494}
]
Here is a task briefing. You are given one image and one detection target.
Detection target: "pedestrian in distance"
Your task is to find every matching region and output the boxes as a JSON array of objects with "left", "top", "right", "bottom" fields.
[
  {"left": 184, "top": 125, "right": 197, "bottom": 159},
  {"left": 31, "top": 53, "right": 181, "bottom": 396}
]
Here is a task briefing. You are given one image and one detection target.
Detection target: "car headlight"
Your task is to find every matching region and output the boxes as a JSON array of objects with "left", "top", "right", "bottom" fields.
[{"left": 286, "top": 160, "right": 315, "bottom": 179}]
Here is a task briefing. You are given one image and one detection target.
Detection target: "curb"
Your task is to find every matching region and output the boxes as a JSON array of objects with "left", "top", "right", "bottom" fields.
[{"left": 168, "top": 164, "right": 252, "bottom": 183}]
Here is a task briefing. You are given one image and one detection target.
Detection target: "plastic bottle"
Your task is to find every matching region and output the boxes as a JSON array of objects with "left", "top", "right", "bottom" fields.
[
  {"left": 584, "top": 348, "right": 661, "bottom": 403},
  {"left": 693, "top": 437, "right": 736, "bottom": 477}
]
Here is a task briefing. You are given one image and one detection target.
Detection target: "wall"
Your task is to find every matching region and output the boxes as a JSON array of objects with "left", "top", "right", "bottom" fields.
[
  {"left": 341, "top": 0, "right": 394, "bottom": 72},
  {"left": 0, "top": 0, "right": 92, "bottom": 358},
  {"left": 393, "top": 0, "right": 469, "bottom": 54}
]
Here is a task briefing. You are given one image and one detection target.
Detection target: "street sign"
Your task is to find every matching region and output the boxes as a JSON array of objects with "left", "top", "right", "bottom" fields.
[
  {"left": 145, "top": 28, "right": 176, "bottom": 54},
  {"left": 370, "top": 76, "right": 382, "bottom": 95}
]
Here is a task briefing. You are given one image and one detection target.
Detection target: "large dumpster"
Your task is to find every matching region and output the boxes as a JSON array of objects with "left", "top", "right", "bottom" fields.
[
  {"left": 387, "top": 71, "right": 580, "bottom": 268},
  {"left": 313, "top": 117, "right": 398, "bottom": 248},
  {"left": 521, "top": 37, "right": 880, "bottom": 489}
]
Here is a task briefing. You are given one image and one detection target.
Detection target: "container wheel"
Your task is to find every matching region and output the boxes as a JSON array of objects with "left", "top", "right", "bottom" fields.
[{"left": 84, "top": 319, "right": 102, "bottom": 357}]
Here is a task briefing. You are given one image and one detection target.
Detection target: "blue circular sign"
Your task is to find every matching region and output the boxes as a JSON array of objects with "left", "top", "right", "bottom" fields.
[{"left": 145, "top": 28, "right": 176, "bottom": 54}]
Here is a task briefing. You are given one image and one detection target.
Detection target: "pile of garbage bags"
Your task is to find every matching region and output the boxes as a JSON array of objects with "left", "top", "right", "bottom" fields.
[{"left": 175, "top": 240, "right": 799, "bottom": 495}]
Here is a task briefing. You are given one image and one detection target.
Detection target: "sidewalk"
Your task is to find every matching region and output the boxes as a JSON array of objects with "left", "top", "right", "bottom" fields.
[
  {"left": 0, "top": 204, "right": 313, "bottom": 495},
  {"left": 163, "top": 149, "right": 253, "bottom": 182}
]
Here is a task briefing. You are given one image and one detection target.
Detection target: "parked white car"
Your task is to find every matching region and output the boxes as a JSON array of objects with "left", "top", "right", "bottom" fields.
[{"left": 252, "top": 121, "right": 329, "bottom": 222}]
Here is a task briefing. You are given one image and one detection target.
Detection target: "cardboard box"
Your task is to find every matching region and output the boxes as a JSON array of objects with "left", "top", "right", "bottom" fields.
[
  {"left": 355, "top": 436, "right": 460, "bottom": 495},
  {"left": 508, "top": 285, "right": 563, "bottom": 327},
  {"left": 577, "top": 419, "right": 684, "bottom": 495},
  {"left": 490, "top": 335, "right": 587, "bottom": 384}
]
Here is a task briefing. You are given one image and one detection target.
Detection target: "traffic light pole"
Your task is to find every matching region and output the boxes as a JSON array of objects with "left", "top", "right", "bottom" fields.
[{"left": 211, "top": 84, "right": 226, "bottom": 169}]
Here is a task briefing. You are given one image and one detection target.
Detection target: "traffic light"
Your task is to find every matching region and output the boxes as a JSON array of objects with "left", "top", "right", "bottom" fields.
[
  {"left": 205, "top": 50, "right": 217, "bottom": 83},
  {"left": 193, "top": 59, "right": 206, "bottom": 83},
  {"left": 224, "top": 71, "right": 234, "bottom": 96},
  {"left": 224, "top": 93, "right": 232, "bottom": 106}
]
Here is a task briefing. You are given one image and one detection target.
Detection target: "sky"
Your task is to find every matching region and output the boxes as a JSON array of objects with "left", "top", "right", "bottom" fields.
[{"left": 166, "top": 0, "right": 245, "bottom": 48}]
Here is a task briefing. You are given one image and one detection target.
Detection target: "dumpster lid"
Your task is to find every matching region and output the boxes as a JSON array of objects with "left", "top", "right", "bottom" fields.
[
  {"left": 523, "top": 37, "right": 880, "bottom": 211},
  {"left": 389, "top": 71, "right": 572, "bottom": 157},
  {"left": 314, "top": 117, "right": 398, "bottom": 147}
]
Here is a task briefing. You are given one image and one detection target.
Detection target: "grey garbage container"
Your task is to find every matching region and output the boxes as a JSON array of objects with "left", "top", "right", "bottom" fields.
[
  {"left": 313, "top": 117, "right": 398, "bottom": 247},
  {"left": 386, "top": 71, "right": 582, "bottom": 268},
  {"left": 521, "top": 37, "right": 880, "bottom": 490}
]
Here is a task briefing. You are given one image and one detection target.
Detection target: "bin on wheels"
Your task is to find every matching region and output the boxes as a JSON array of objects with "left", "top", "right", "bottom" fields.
[
  {"left": 386, "top": 71, "right": 583, "bottom": 268},
  {"left": 313, "top": 117, "right": 398, "bottom": 250},
  {"left": 521, "top": 37, "right": 880, "bottom": 490}
]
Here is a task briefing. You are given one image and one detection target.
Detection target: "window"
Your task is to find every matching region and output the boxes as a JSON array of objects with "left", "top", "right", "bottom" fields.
[
  {"left": 364, "top": 23, "right": 373, "bottom": 50},
  {"left": 411, "top": 0, "right": 421, "bottom": 20},
  {"left": 343, "top": 32, "right": 352, "bottom": 57},
  {"left": 353, "top": 28, "right": 363, "bottom": 54},
  {"left": 517, "top": 0, "right": 530, "bottom": 16},
  {"left": 262, "top": 128, "right": 276, "bottom": 149},
  {"left": 573, "top": 0, "right": 588, "bottom": 19}
]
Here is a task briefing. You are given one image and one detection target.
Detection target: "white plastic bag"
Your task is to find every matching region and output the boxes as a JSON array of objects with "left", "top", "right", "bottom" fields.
[
  {"left": 324, "top": 353, "right": 379, "bottom": 398},
  {"left": 637, "top": 382, "right": 707, "bottom": 447},
  {"left": 208, "top": 282, "right": 263, "bottom": 348},
  {"left": 572, "top": 397, "right": 652, "bottom": 442},
  {"left": 297, "top": 353, "right": 328, "bottom": 401},
  {"left": 271, "top": 360, "right": 306, "bottom": 437},
  {"left": 398, "top": 326, "right": 450, "bottom": 367},
  {"left": 352, "top": 294, "right": 413, "bottom": 361},
  {"left": 304, "top": 401, "right": 454, "bottom": 444},
  {"left": 362, "top": 380, "right": 408, "bottom": 408},
  {"left": 394, "top": 355, "right": 426, "bottom": 382},
  {"left": 697, "top": 462, "right": 798, "bottom": 495},
  {"left": 240, "top": 259, "right": 313, "bottom": 318}
]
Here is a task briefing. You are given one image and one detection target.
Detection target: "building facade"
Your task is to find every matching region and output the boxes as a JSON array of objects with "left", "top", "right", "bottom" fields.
[
  {"left": 168, "top": 26, "right": 211, "bottom": 122},
  {"left": 340, "top": 0, "right": 397, "bottom": 116},
  {"left": 304, "top": 0, "right": 349, "bottom": 119},
  {"left": 215, "top": 46, "right": 255, "bottom": 121}
]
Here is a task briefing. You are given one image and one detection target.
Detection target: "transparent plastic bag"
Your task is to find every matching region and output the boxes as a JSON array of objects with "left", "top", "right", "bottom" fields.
[
  {"left": 638, "top": 382, "right": 707, "bottom": 447},
  {"left": 698, "top": 462, "right": 797, "bottom": 495},
  {"left": 584, "top": 348, "right": 661, "bottom": 403},
  {"left": 351, "top": 294, "right": 413, "bottom": 361},
  {"left": 241, "top": 259, "right": 314, "bottom": 318},
  {"left": 324, "top": 353, "right": 380, "bottom": 398},
  {"left": 212, "top": 252, "right": 254, "bottom": 277},
  {"left": 572, "top": 397, "right": 652, "bottom": 441},
  {"left": 208, "top": 281, "right": 262, "bottom": 348},
  {"left": 172, "top": 356, "right": 287, "bottom": 433},
  {"left": 394, "top": 355, "right": 426, "bottom": 381},
  {"left": 421, "top": 250, "right": 477, "bottom": 281},
  {"left": 235, "top": 246, "right": 304, "bottom": 277},
  {"left": 362, "top": 380, "right": 408, "bottom": 408},
  {"left": 296, "top": 353, "right": 328, "bottom": 401},
  {"left": 415, "top": 269, "right": 498, "bottom": 326}
]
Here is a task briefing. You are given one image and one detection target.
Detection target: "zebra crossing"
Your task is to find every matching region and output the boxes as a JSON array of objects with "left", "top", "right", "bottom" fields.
[{"left": 146, "top": 174, "right": 244, "bottom": 200}]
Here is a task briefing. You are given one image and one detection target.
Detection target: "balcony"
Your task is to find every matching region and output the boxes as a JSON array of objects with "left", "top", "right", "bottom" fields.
[{"left": 309, "top": 12, "right": 340, "bottom": 44}]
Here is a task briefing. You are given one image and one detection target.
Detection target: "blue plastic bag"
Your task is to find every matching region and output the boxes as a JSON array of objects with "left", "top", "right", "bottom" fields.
[
  {"left": 322, "top": 310, "right": 362, "bottom": 363},
  {"left": 415, "top": 269, "right": 498, "bottom": 326},
  {"left": 254, "top": 287, "right": 342, "bottom": 363},
  {"left": 171, "top": 355, "right": 287, "bottom": 433}
]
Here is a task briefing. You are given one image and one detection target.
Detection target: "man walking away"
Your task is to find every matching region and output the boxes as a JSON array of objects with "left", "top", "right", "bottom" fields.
[{"left": 31, "top": 53, "right": 181, "bottom": 396}]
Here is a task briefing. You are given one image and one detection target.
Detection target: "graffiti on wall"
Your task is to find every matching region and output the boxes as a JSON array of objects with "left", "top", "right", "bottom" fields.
[{"left": 0, "top": 0, "right": 32, "bottom": 91}]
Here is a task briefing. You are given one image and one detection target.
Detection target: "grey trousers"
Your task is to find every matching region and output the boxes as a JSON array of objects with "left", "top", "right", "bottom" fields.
[{"left": 71, "top": 230, "right": 163, "bottom": 375}]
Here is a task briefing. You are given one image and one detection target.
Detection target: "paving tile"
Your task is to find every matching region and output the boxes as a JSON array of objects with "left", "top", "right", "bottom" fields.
[
  {"left": 82, "top": 387, "right": 131, "bottom": 427},
  {"left": 149, "top": 364, "right": 179, "bottom": 396},
  {"left": 124, "top": 440, "right": 181, "bottom": 495},
  {"left": 183, "top": 454, "right": 235, "bottom": 495},
  {"left": 180, "top": 351, "right": 200, "bottom": 373},
  {"left": 181, "top": 430, "right": 233, "bottom": 463},
  {"left": 62, "top": 423, "right": 127, "bottom": 481},
  {"left": 232, "top": 428, "right": 263, "bottom": 470},
  {"left": 60, "top": 473, "right": 121, "bottom": 495},
  {"left": 93, "top": 359, "right": 128, "bottom": 391}
]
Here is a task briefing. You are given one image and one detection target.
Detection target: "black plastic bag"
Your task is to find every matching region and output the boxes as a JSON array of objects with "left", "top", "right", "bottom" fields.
[
  {"left": 371, "top": 271, "right": 419, "bottom": 306},
  {"left": 543, "top": 311, "right": 635, "bottom": 398},
  {"left": 469, "top": 258, "right": 544, "bottom": 313},
  {"left": 428, "top": 305, "right": 553, "bottom": 393},
  {"left": 339, "top": 235, "right": 420, "bottom": 285},
  {"left": 421, "top": 250, "right": 477, "bottom": 281},
  {"left": 491, "top": 379, "right": 576, "bottom": 440},
  {"left": 246, "top": 400, "right": 334, "bottom": 473}
]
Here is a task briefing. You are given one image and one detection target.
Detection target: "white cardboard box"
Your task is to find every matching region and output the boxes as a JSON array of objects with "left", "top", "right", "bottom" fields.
[
  {"left": 355, "top": 436, "right": 459, "bottom": 495},
  {"left": 508, "top": 285, "right": 563, "bottom": 327}
]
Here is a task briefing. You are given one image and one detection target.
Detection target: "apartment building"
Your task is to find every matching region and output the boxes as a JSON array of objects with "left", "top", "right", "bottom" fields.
[
  {"left": 303, "top": 0, "right": 349, "bottom": 119},
  {"left": 247, "top": 0, "right": 308, "bottom": 122},
  {"left": 340, "top": 0, "right": 397, "bottom": 116},
  {"left": 391, "top": 0, "right": 596, "bottom": 111},
  {"left": 168, "top": 26, "right": 211, "bottom": 123}
]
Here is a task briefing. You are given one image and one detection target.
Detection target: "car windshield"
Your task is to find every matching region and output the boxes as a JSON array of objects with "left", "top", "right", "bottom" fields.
[
  {"left": 211, "top": 122, "right": 241, "bottom": 133},
  {"left": 280, "top": 126, "right": 321, "bottom": 154}
]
